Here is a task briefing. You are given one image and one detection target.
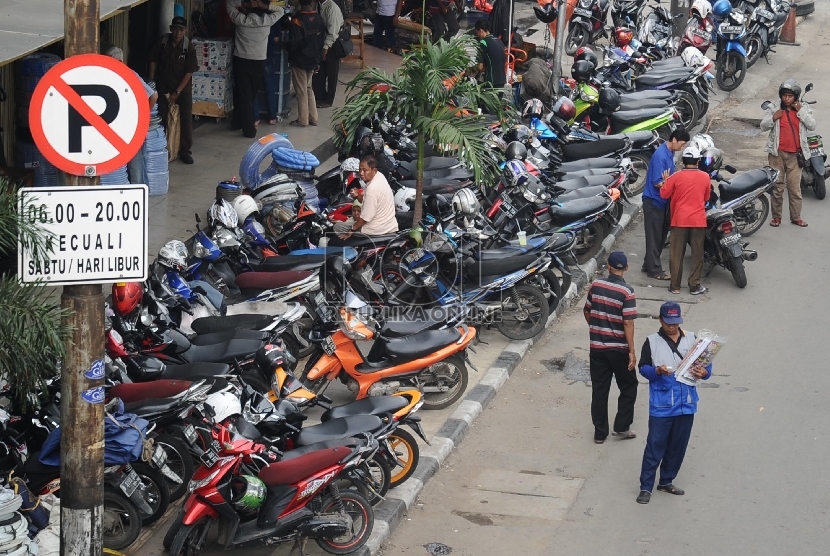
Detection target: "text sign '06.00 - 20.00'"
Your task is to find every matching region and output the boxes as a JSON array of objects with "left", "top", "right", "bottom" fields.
[{"left": 17, "top": 185, "right": 148, "bottom": 286}]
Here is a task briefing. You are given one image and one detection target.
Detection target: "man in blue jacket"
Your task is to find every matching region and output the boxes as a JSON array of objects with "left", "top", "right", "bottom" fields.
[{"left": 636, "top": 301, "right": 711, "bottom": 504}]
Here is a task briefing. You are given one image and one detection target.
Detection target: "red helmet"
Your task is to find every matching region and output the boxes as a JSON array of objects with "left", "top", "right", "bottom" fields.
[
  {"left": 615, "top": 27, "right": 634, "bottom": 47},
  {"left": 552, "top": 97, "right": 576, "bottom": 121},
  {"left": 112, "top": 282, "right": 143, "bottom": 316}
]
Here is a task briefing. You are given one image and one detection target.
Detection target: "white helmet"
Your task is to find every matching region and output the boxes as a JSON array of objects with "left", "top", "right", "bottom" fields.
[
  {"left": 690, "top": 0, "right": 712, "bottom": 19},
  {"left": 394, "top": 187, "right": 415, "bottom": 212},
  {"left": 452, "top": 188, "right": 480, "bottom": 218},
  {"left": 204, "top": 391, "right": 242, "bottom": 423},
  {"left": 209, "top": 199, "right": 239, "bottom": 229},
  {"left": 341, "top": 157, "right": 360, "bottom": 173},
  {"left": 680, "top": 46, "right": 712, "bottom": 71},
  {"left": 523, "top": 98, "right": 545, "bottom": 118},
  {"left": 232, "top": 195, "right": 260, "bottom": 225},
  {"left": 158, "top": 240, "right": 188, "bottom": 271},
  {"left": 690, "top": 133, "right": 716, "bottom": 153}
]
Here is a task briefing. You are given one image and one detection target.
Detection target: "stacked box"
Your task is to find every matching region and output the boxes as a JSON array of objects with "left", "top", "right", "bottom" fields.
[
  {"left": 192, "top": 37, "right": 234, "bottom": 72},
  {"left": 192, "top": 70, "right": 234, "bottom": 118}
]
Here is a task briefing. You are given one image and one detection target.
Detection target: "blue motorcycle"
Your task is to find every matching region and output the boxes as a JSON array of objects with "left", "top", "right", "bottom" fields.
[{"left": 712, "top": 1, "right": 748, "bottom": 92}]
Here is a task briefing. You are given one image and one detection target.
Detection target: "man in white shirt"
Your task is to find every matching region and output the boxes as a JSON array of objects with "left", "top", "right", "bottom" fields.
[{"left": 338, "top": 155, "right": 398, "bottom": 237}]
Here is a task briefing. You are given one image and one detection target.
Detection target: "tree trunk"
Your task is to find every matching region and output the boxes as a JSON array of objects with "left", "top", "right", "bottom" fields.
[{"left": 412, "top": 133, "right": 426, "bottom": 228}]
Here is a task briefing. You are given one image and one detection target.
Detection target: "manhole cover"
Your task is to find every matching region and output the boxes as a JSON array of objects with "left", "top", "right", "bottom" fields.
[{"left": 424, "top": 542, "right": 453, "bottom": 555}]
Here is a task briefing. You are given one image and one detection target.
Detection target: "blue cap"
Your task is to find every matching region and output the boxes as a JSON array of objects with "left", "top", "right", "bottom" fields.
[
  {"left": 660, "top": 301, "right": 683, "bottom": 324},
  {"left": 607, "top": 251, "right": 628, "bottom": 270}
]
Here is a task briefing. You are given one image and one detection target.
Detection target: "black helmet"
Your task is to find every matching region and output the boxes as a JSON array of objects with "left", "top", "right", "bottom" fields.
[
  {"left": 598, "top": 88, "right": 621, "bottom": 114},
  {"left": 574, "top": 48, "right": 598, "bottom": 68},
  {"left": 571, "top": 60, "right": 595, "bottom": 83},
  {"left": 505, "top": 124, "right": 532, "bottom": 145},
  {"left": 505, "top": 141, "right": 528, "bottom": 161},
  {"left": 779, "top": 79, "right": 801, "bottom": 100},
  {"left": 534, "top": 1, "right": 558, "bottom": 23},
  {"left": 425, "top": 194, "right": 453, "bottom": 219},
  {"left": 698, "top": 147, "right": 723, "bottom": 174},
  {"left": 254, "top": 343, "right": 285, "bottom": 374}
]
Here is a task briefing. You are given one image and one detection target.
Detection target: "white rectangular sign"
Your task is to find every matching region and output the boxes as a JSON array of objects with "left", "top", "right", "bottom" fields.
[{"left": 17, "top": 185, "right": 148, "bottom": 285}]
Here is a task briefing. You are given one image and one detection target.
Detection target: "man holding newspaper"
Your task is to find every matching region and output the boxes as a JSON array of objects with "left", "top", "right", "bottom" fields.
[{"left": 635, "top": 302, "right": 718, "bottom": 505}]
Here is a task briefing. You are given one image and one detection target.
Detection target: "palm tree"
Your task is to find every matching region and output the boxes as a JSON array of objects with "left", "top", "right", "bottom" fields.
[
  {"left": 332, "top": 35, "right": 512, "bottom": 226},
  {"left": 0, "top": 178, "right": 71, "bottom": 410}
]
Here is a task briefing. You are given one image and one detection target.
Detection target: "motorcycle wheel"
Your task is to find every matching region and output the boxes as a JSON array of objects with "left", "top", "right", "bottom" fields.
[
  {"left": 496, "top": 284, "right": 550, "bottom": 340},
  {"left": 574, "top": 221, "right": 606, "bottom": 265},
  {"left": 155, "top": 434, "right": 195, "bottom": 502},
  {"left": 734, "top": 194, "right": 769, "bottom": 237},
  {"left": 418, "top": 354, "right": 469, "bottom": 410},
  {"left": 163, "top": 509, "right": 186, "bottom": 550},
  {"left": 625, "top": 151, "right": 652, "bottom": 196},
  {"left": 103, "top": 488, "right": 143, "bottom": 550},
  {"left": 169, "top": 517, "right": 212, "bottom": 556},
  {"left": 388, "top": 428, "right": 421, "bottom": 488},
  {"left": 566, "top": 27, "right": 588, "bottom": 56},
  {"left": 746, "top": 34, "right": 764, "bottom": 68},
  {"left": 131, "top": 462, "right": 171, "bottom": 526},
  {"left": 729, "top": 255, "right": 747, "bottom": 288},
  {"left": 315, "top": 490, "right": 375, "bottom": 555},
  {"left": 814, "top": 172, "right": 826, "bottom": 200},
  {"left": 338, "top": 457, "right": 391, "bottom": 506},
  {"left": 675, "top": 91, "right": 699, "bottom": 130},
  {"left": 716, "top": 51, "right": 747, "bottom": 92}
]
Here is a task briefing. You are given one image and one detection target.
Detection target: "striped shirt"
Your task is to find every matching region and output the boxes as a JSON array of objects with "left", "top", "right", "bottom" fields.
[{"left": 584, "top": 274, "right": 637, "bottom": 351}]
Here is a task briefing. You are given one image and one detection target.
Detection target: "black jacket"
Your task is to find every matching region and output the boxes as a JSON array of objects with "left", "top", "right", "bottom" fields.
[{"left": 288, "top": 9, "right": 325, "bottom": 70}]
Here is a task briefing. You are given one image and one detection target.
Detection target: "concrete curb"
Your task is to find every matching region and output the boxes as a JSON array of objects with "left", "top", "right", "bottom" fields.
[{"left": 356, "top": 199, "right": 644, "bottom": 555}]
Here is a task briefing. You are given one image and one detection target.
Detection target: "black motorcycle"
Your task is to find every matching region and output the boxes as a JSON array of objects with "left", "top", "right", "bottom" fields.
[
  {"left": 567, "top": 0, "right": 612, "bottom": 55},
  {"left": 702, "top": 206, "right": 757, "bottom": 289}
]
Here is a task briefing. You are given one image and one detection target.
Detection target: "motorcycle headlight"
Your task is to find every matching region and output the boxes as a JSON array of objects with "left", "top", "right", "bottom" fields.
[
  {"left": 193, "top": 242, "right": 210, "bottom": 259},
  {"left": 730, "top": 12, "right": 745, "bottom": 24},
  {"left": 578, "top": 0, "right": 592, "bottom": 7}
]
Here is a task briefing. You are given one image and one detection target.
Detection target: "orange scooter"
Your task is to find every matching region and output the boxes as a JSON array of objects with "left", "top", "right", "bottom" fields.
[{"left": 299, "top": 300, "right": 476, "bottom": 411}]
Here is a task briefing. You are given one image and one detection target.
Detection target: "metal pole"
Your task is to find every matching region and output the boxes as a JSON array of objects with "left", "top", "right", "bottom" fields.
[
  {"left": 506, "top": 0, "right": 514, "bottom": 80},
  {"left": 61, "top": 0, "right": 104, "bottom": 555},
  {"left": 552, "top": 0, "right": 568, "bottom": 93},
  {"left": 671, "top": 0, "right": 689, "bottom": 40}
]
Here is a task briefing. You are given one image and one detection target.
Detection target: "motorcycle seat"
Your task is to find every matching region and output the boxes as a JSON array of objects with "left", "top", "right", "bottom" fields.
[
  {"left": 610, "top": 108, "right": 668, "bottom": 127},
  {"left": 397, "top": 178, "right": 471, "bottom": 190},
  {"left": 603, "top": 130, "right": 658, "bottom": 147},
  {"left": 252, "top": 255, "right": 327, "bottom": 272},
  {"left": 649, "top": 57, "right": 685, "bottom": 68},
  {"left": 618, "top": 90, "right": 674, "bottom": 102},
  {"left": 619, "top": 98, "right": 669, "bottom": 111},
  {"left": 326, "top": 233, "right": 401, "bottom": 248},
  {"left": 382, "top": 328, "right": 463, "bottom": 361},
  {"left": 295, "top": 415, "right": 384, "bottom": 446},
  {"left": 285, "top": 247, "right": 358, "bottom": 259},
  {"left": 554, "top": 185, "right": 610, "bottom": 203},
  {"left": 258, "top": 445, "right": 355, "bottom": 486},
  {"left": 379, "top": 306, "right": 463, "bottom": 337},
  {"left": 190, "top": 329, "right": 269, "bottom": 345},
  {"left": 549, "top": 196, "right": 609, "bottom": 226},
  {"left": 182, "top": 339, "right": 264, "bottom": 364},
  {"left": 107, "top": 380, "right": 193, "bottom": 404},
  {"left": 124, "top": 397, "right": 180, "bottom": 416},
  {"left": 161, "top": 362, "right": 233, "bottom": 380},
  {"left": 474, "top": 237, "right": 547, "bottom": 261},
  {"left": 191, "top": 314, "right": 274, "bottom": 335},
  {"left": 719, "top": 168, "right": 771, "bottom": 202},
  {"left": 280, "top": 438, "right": 357, "bottom": 461},
  {"left": 235, "top": 270, "right": 314, "bottom": 291},
  {"left": 398, "top": 157, "right": 461, "bottom": 173},
  {"left": 561, "top": 138, "right": 628, "bottom": 161},
  {"left": 555, "top": 174, "right": 618, "bottom": 192},
  {"left": 465, "top": 253, "right": 540, "bottom": 279},
  {"left": 635, "top": 70, "right": 694, "bottom": 88},
  {"left": 556, "top": 157, "right": 621, "bottom": 172},
  {"left": 553, "top": 168, "right": 619, "bottom": 180},
  {"left": 321, "top": 396, "right": 409, "bottom": 422}
]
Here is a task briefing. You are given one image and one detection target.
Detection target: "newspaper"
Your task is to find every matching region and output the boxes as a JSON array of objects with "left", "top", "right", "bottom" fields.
[{"left": 673, "top": 329, "right": 727, "bottom": 386}]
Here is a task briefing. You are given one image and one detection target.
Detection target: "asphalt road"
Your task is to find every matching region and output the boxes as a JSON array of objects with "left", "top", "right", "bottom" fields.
[{"left": 382, "top": 6, "right": 830, "bottom": 556}]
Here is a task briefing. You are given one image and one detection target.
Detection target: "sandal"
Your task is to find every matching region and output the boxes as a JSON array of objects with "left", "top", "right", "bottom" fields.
[
  {"left": 649, "top": 272, "right": 671, "bottom": 281},
  {"left": 656, "top": 484, "right": 685, "bottom": 495},
  {"left": 612, "top": 430, "right": 637, "bottom": 439},
  {"left": 791, "top": 219, "right": 808, "bottom": 227},
  {"left": 289, "top": 120, "right": 307, "bottom": 127},
  {"left": 770, "top": 217, "right": 781, "bottom": 227},
  {"left": 669, "top": 287, "right": 680, "bottom": 294}
]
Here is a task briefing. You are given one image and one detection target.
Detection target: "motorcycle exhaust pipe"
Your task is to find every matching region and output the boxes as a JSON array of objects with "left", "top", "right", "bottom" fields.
[{"left": 742, "top": 250, "right": 758, "bottom": 262}]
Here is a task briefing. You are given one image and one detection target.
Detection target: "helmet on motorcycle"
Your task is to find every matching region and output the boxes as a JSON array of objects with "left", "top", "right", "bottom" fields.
[
  {"left": 570, "top": 60, "right": 595, "bottom": 84},
  {"left": 112, "top": 282, "right": 143, "bottom": 316},
  {"left": 204, "top": 391, "right": 242, "bottom": 423},
  {"left": 689, "top": 133, "right": 716, "bottom": 153},
  {"left": 425, "top": 194, "right": 453, "bottom": 219},
  {"left": 779, "top": 79, "right": 802, "bottom": 100},
  {"left": 341, "top": 157, "right": 361, "bottom": 172},
  {"left": 690, "top": 0, "right": 712, "bottom": 20},
  {"left": 452, "top": 188, "right": 480, "bottom": 218},
  {"left": 598, "top": 88, "right": 621, "bottom": 114},
  {"left": 615, "top": 27, "right": 634, "bottom": 47},
  {"left": 158, "top": 240, "right": 189, "bottom": 271},
  {"left": 522, "top": 98, "right": 545, "bottom": 119},
  {"left": 505, "top": 124, "right": 532, "bottom": 145},
  {"left": 698, "top": 147, "right": 723, "bottom": 174},
  {"left": 574, "top": 47, "right": 598, "bottom": 68},
  {"left": 680, "top": 46, "right": 712, "bottom": 70},
  {"left": 232, "top": 195, "right": 260, "bottom": 226},
  {"left": 533, "top": 1, "right": 558, "bottom": 23},
  {"left": 552, "top": 96, "right": 577, "bottom": 121},
  {"left": 505, "top": 141, "right": 528, "bottom": 161},
  {"left": 255, "top": 343, "right": 286, "bottom": 374},
  {"left": 230, "top": 476, "right": 267, "bottom": 513},
  {"left": 358, "top": 133, "right": 385, "bottom": 156},
  {"left": 395, "top": 187, "right": 415, "bottom": 211},
  {"left": 711, "top": 0, "right": 731, "bottom": 17},
  {"left": 209, "top": 199, "right": 239, "bottom": 229}
]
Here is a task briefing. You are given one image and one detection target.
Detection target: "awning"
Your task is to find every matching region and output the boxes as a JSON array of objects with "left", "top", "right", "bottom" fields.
[{"left": 0, "top": 0, "right": 150, "bottom": 66}]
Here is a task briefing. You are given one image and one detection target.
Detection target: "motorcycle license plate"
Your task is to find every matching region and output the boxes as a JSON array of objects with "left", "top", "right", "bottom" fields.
[
  {"left": 573, "top": 7, "right": 592, "bottom": 17},
  {"left": 151, "top": 445, "right": 167, "bottom": 468},
  {"left": 720, "top": 234, "right": 741, "bottom": 246},
  {"left": 500, "top": 193, "right": 518, "bottom": 218},
  {"left": 654, "top": 24, "right": 671, "bottom": 35},
  {"left": 719, "top": 24, "right": 743, "bottom": 34},
  {"left": 810, "top": 147, "right": 824, "bottom": 156},
  {"left": 322, "top": 335, "right": 337, "bottom": 356},
  {"left": 119, "top": 469, "right": 141, "bottom": 497},
  {"left": 200, "top": 440, "right": 221, "bottom": 468},
  {"left": 314, "top": 291, "right": 326, "bottom": 306},
  {"left": 693, "top": 28, "right": 712, "bottom": 41},
  {"left": 183, "top": 424, "right": 198, "bottom": 445},
  {"left": 756, "top": 8, "right": 774, "bottom": 20}
]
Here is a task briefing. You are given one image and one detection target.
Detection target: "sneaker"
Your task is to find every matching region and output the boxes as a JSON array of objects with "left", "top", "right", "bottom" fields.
[
  {"left": 636, "top": 491, "right": 651, "bottom": 504},
  {"left": 690, "top": 285, "right": 707, "bottom": 295}
]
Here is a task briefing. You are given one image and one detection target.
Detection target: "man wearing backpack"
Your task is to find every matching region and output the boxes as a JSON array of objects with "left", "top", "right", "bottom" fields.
[
  {"left": 288, "top": 0, "right": 325, "bottom": 126},
  {"left": 149, "top": 16, "right": 198, "bottom": 164},
  {"left": 312, "top": 0, "right": 344, "bottom": 109}
]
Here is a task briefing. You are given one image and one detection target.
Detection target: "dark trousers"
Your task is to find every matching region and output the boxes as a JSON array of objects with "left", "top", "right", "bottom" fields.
[
  {"left": 589, "top": 349, "right": 638, "bottom": 440},
  {"left": 312, "top": 54, "right": 340, "bottom": 106},
  {"left": 232, "top": 56, "right": 265, "bottom": 138},
  {"left": 430, "top": 10, "right": 460, "bottom": 43},
  {"left": 639, "top": 414, "right": 694, "bottom": 492},
  {"left": 669, "top": 226, "right": 706, "bottom": 290},
  {"left": 157, "top": 87, "right": 193, "bottom": 157},
  {"left": 252, "top": 58, "right": 280, "bottom": 121},
  {"left": 373, "top": 14, "right": 396, "bottom": 50},
  {"left": 642, "top": 198, "right": 670, "bottom": 276}
]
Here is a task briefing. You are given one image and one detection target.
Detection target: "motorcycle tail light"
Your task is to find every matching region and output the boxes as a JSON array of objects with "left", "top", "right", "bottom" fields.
[{"left": 719, "top": 221, "right": 733, "bottom": 234}]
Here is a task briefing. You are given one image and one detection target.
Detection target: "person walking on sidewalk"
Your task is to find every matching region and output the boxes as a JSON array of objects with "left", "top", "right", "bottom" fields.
[
  {"left": 641, "top": 127, "right": 689, "bottom": 281},
  {"left": 312, "top": 0, "right": 344, "bottom": 108},
  {"left": 149, "top": 16, "right": 198, "bottom": 164},
  {"left": 660, "top": 146, "right": 710, "bottom": 296},
  {"left": 288, "top": 0, "right": 325, "bottom": 127},
  {"left": 635, "top": 301, "right": 712, "bottom": 505},
  {"left": 227, "top": 0, "right": 282, "bottom": 138},
  {"left": 583, "top": 251, "right": 638, "bottom": 445},
  {"left": 761, "top": 79, "right": 816, "bottom": 228}
]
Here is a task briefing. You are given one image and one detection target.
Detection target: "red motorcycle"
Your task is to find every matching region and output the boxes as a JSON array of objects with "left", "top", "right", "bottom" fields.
[{"left": 165, "top": 419, "right": 377, "bottom": 555}]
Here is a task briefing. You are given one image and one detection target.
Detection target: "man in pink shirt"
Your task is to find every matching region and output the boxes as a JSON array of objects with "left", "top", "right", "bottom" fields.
[
  {"left": 338, "top": 155, "right": 399, "bottom": 238},
  {"left": 659, "top": 146, "right": 711, "bottom": 296}
]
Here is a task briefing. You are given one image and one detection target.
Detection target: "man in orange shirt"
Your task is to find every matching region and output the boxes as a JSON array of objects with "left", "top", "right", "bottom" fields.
[{"left": 659, "top": 146, "right": 711, "bottom": 296}]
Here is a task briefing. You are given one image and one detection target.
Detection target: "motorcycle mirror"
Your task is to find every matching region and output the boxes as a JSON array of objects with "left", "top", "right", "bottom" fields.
[
  {"left": 805, "top": 83, "right": 813, "bottom": 93},
  {"left": 724, "top": 165, "right": 737, "bottom": 174},
  {"left": 761, "top": 100, "right": 773, "bottom": 110},
  {"left": 194, "top": 212, "right": 201, "bottom": 223}
]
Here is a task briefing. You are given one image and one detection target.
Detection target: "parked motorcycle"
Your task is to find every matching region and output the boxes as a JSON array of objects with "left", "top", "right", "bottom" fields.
[{"left": 567, "top": 0, "right": 612, "bottom": 55}]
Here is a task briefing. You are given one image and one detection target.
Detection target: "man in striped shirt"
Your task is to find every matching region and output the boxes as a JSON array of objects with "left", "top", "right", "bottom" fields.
[{"left": 583, "top": 251, "right": 638, "bottom": 444}]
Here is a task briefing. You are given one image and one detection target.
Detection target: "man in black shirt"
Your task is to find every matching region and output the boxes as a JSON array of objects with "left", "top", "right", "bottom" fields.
[{"left": 474, "top": 20, "right": 506, "bottom": 88}]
